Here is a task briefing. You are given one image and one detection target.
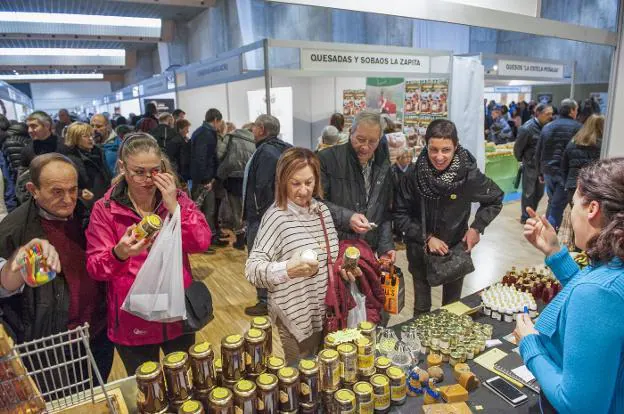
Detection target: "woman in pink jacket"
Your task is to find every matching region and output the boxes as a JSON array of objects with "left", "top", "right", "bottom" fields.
[{"left": 86, "top": 133, "right": 211, "bottom": 375}]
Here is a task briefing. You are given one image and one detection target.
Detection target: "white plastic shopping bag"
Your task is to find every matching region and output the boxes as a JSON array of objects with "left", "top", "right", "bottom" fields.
[
  {"left": 122, "top": 205, "right": 186, "bottom": 322},
  {"left": 347, "top": 281, "right": 367, "bottom": 328}
]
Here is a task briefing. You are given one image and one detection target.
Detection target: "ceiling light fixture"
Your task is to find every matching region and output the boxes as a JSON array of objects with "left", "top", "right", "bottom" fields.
[
  {"left": 0, "top": 48, "right": 125, "bottom": 57},
  {"left": 0, "top": 73, "right": 105, "bottom": 80},
  {"left": 0, "top": 12, "right": 161, "bottom": 28}
]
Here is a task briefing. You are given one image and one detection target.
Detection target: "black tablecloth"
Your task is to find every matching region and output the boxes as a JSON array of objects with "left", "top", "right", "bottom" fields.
[{"left": 389, "top": 291, "right": 544, "bottom": 414}]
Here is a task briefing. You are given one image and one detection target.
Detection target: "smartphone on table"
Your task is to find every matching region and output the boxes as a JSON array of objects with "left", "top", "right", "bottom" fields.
[{"left": 484, "top": 376, "right": 528, "bottom": 407}]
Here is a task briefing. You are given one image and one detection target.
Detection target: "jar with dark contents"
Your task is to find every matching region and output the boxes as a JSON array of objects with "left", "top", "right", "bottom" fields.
[
  {"left": 318, "top": 349, "right": 341, "bottom": 392},
  {"left": 234, "top": 379, "right": 257, "bottom": 414},
  {"left": 277, "top": 367, "right": 300, "bottom": 413},
  {"left": 178, "top": 399, "right": 205, "bottom": 414},
  {"left": 353, "top": 382, "right": 374, "bottom": 414},
  {"left": 189, "top": 341, "right": 215, "bottom": 393},
  {"left": 374, "top": 357, "right": 392, "bottom": 377},
  {"left": 251, "top": 316, "right": 273, "bottom": 356},
  {"left": 299, "top": 402, "right": 319, "bottom": 414},
  {"left": 337, "top": 343, "right": 357, "bottom": 386},
  {"left": 136, "top": 361, "right": 169, "bottom": 414},
  {"left": 333, "top": 389, "right": 356, "bottom": 414},
  {"left": 321, "top": 390, "right": 335, "bottom": 414},
  {"left": 255, "top": 373, "right": 279, "bottom": 414},
  {"left": 298, "top": 359, "right": 319, "bottom": 406},
  {"left": 355, "top": 337, "right": 375, "bottom": 377},
  {"left": 244, "top": 328, "right": 266, "bottom": 379},
  {"left": 221, "top": 334, "right": 246, "bottom": 382},
  {"left": 214, "top": 358, "right": 223, "bottom": 387},
  {"left": 163, "top": 351, "right": 193, "bottom": 411},
  {"left": 386, "top": 367, "right": 406, "bottom": 406},
  {"left": 208, "top": 387, "right": 234, "bottom": 414},
  {"left": 370, "top": 374, "right": 391, "bottom": 414},
  {"left": 265, "top": 356, "right": 286, "bottom": 377}
]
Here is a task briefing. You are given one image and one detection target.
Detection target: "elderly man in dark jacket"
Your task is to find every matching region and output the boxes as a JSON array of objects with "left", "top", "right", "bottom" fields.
[
  {"left": 243, "top": 114, "right": 291, "bottom": 316},
  {"left": 514, "top": 103, "right": 553, "bottom": 223},
  {"left": 318, "top": 111, "right": 396, "bottom": 264},
  {"left": 190, "top": 108, "right": 226, "bottom": 247},
  {"left": 535, "top": 98, "right": 581, "bottom": 230}
]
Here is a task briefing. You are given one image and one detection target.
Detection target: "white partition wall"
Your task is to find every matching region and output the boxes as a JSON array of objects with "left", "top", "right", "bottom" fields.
[
  {"left": 119, "top": 99, "right": 141, "bottom": 119},
  {"left": 178, "top": 83, "right": 229, "bottom": 130},
  {"left": 228, "top": 77, "right": 265, "bottom": 129}
]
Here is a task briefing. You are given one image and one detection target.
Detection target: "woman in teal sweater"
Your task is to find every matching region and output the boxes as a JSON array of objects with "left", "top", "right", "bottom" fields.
[{"left": 515, "top": 158, "right": 624, "bottom": 413}]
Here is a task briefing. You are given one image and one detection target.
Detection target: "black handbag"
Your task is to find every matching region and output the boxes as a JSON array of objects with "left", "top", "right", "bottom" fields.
[
  {"left": 183, "top": 281, "right": 214, "bottom": 333},
  {"left": 420, "top": 198, "right": 475, "bottom": 287}
]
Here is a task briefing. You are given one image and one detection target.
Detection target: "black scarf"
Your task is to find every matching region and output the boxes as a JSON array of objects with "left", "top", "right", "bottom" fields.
[{"left": 415, "top": 145, "right": 470, "bottom": 200}]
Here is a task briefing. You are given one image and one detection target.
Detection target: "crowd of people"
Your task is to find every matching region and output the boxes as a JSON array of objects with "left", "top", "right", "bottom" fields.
[{"left": 0, "top": 96, "right": 621, "bottom": 412}]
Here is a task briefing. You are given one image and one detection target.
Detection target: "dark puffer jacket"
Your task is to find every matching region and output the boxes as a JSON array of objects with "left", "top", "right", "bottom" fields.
[
  {"left": 561, "top": 140, "right": 601, "bottom": 191},
  {"left": 514, "top": 117, "right": 543, "bottom": 166},
  {"left": 150, "top": 124, "right": 184, "bottom": 177},
  {"left": 318, "top": 142, "right": 395, "bottom": 256},
  {"left": 1, "top": 123, "right": 31, "bottom": 177},
  {"left": 65, "top": 145, "right": 112, "bottom": 209},
  {"left": 536, "top": 116, "right": 582, "bottom": 176}
]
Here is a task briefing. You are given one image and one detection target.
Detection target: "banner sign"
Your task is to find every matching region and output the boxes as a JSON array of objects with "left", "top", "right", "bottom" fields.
[
  {"left": 301, "top": 49, "right": 430, "bottom": 73},
  {"left": 186, "top": 56, "right": 241, "bottom": 88},
  {"left": 497, "top": 59, "right": 564, "bottom": 79}
]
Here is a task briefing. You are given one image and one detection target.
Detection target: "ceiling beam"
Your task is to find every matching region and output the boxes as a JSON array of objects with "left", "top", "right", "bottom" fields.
[
  {"left": 0, "top": 33, "right": 162, "bottom": 43},
  {"left": 108, "top": 0, "right": 216, "bottom": 6}
]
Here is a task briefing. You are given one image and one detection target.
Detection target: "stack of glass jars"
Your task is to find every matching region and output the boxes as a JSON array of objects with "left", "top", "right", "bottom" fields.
[{"left": 405, "top": 310, "right": 492, "bottom": 365}]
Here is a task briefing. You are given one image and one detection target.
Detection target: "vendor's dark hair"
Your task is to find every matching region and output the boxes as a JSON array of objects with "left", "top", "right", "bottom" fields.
[
  {"left": 577, "top": 158, "right": 624, "bottom": 263},
  {"left": 30, "top": 153, "right": 76, "bottom": 187},
  {"left": 425, "top": 119, "right": 458, "bottom": 146}
]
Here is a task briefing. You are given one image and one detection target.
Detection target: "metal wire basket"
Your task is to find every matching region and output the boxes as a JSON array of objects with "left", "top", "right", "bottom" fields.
[{"left": 0, "top": 324, "right": 117, "bottom": 413}]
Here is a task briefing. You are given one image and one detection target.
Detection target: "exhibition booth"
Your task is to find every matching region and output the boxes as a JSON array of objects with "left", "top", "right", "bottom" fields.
[{"left": 0, "top": 81, "right": 34, "bottom": 122}]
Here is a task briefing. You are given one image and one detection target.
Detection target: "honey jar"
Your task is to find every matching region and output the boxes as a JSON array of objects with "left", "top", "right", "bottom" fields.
[
  {"left": 256, "top": 373, "right": 279, "bottom": 414},
  {"left": 298, "top": 359, "right": 320, "bottom": 406},
  {"left": 221, "top": 334, "right": 245, "bottom": 382},
  {"left": 136, "top": 361, "right": 168, "bottom": 414},
  {"left": 233, "top": 379, "right": 257, "bottom": 414},
  {"left": 251, "top": 316, "right": 273, "bottom": 356},
  {"left": 318, "top": 349, "right": 341, "bottom": 392},
  {"left": 244, "top": 328, "right": 266, "bottom": 379},
  {"left": 277, "top": 367, "right": 300, "bottom": 413},
  {"left": 189, "top": 342, "right": 215, "bottom": 393},
  {"left": 163, "top": 351, "right": 193, "bottom": 411},
  {"left": 208, "top": 387, "right": 234, "bottom": 414},
  {"left": 337, "top": 343, "right": 357, "bottom": 385}
]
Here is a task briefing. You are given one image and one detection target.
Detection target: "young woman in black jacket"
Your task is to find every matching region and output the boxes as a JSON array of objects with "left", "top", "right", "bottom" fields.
[
  {"left": 561, "top": 114, "right": 603, "bottom": 205},
  {"left": 64, "top": 122, "right": 111, "bottom": 209},
  {"left": 394, "top": 120, "right": 503, "bottom": 314}
]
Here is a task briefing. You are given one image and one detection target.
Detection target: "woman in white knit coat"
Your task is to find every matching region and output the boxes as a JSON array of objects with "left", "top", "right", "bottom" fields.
[{"left": 245, "top": 147, "right": 360, "bottom": 363}]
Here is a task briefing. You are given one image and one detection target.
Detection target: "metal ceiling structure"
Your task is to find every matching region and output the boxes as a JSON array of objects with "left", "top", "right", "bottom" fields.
[{"left": 0, "top": 0, "right": 212, "bottom": 80}]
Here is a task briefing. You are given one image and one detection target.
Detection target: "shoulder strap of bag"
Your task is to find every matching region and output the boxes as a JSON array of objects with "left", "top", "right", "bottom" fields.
[
  {"left": 420, "top": 197, "right": 427, "bottom": 244},
  {"left": 318, "top": 210, "right": 342, "bottom": 316}
]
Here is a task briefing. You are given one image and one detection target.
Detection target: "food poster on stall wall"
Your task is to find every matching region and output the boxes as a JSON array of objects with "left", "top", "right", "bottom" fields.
[
  {"left": 403, "top": 79, "right": 449, "bottom": 149},
  {"left": 365, "top": 78, "right": 405, "bottom": 123},
  {"left": 342, "top": 89, "right": 367, "bottom": 131}
]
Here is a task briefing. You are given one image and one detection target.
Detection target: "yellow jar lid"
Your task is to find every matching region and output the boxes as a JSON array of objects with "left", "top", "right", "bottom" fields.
[
  {"left": 359, "top": 321, "right": 374, "bottom": 330},
  {"left": 268, "top": 356, "right": 284, "bottom": 367},
  {"left": 212, "top": 387, "right": 230, "bottom": 399},
  {"left": 145, "top": 214, "right": 162, "bottom": 227},
  {"left": 138, "top": 361, "right": 158, "bottom": 375},
  {"left": 225, "top": 334, "right": 242, "bottom": 344},
  {"left": 376, "top": 356, "right": 391, "bottom": 366},
  {"left": 253, "top": 316, "right": 269, "bottom": 325},
  {"left": 356, "top": 337, "right": 370, "bottom": 346},
  {"left": 336, "top": 389, "right": 355, "bottom": 402},
  {"left": 371, "top": 375, "right": 389, "bottom": 386},
  {"left": 192, "top": 341, "right": 211, "bottom": 354},
  {"left": 299, "top": 360, "right": 316, "bottom": 370},
  {"left": 257, "top": 373, "right": 277, "bottom": 386},
  {"left": 325, "top": 335, "right": 336, "bottom": 343},
  {"left": 387, "top": 367, "right": 403, "bottom": 378},
  {"left": 236, "top": 380, "right": 255, "bottom": 392},
  {"left": 337, "top": 343, "right": 356, "bottom": 353},
  {"left": 165, "top": 351, "right": 186, "bottom": 364},
  {"left": 354, "top": 382, "right": 373, "bottom": 394},
  {"left": 345, "top": 246, "right": 360, "bottom": 257},
  {"left": 180, "top": 400, "right": 200, "bottom": 412},
  {"left": 247, "top": 328, "right": 263, "bottom": 339},
  {"left": 278, "top": 367, "right": 296, "bottom": 378},
  {"left": 320, "top": 349, "right": 339, "bottom": 359}
]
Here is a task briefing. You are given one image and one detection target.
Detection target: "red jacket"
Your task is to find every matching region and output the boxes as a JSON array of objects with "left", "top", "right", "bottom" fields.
[
  {"left": 332, "top": 239, "right": 385, "bottom": 326},
  {"left": 85, "top": 184, "right": 211, "bottom": 346}
]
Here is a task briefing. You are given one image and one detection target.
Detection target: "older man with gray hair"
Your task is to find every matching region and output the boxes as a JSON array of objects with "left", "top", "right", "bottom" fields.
[
  {"left": 318, "top": 110, "right": 396, "bottom": 265},
  {"left": 242, "top": 114, "right": 292, "bottom": 316},
  {"left": 317, "top": 125, "right": 341, "bottom": 152}
]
